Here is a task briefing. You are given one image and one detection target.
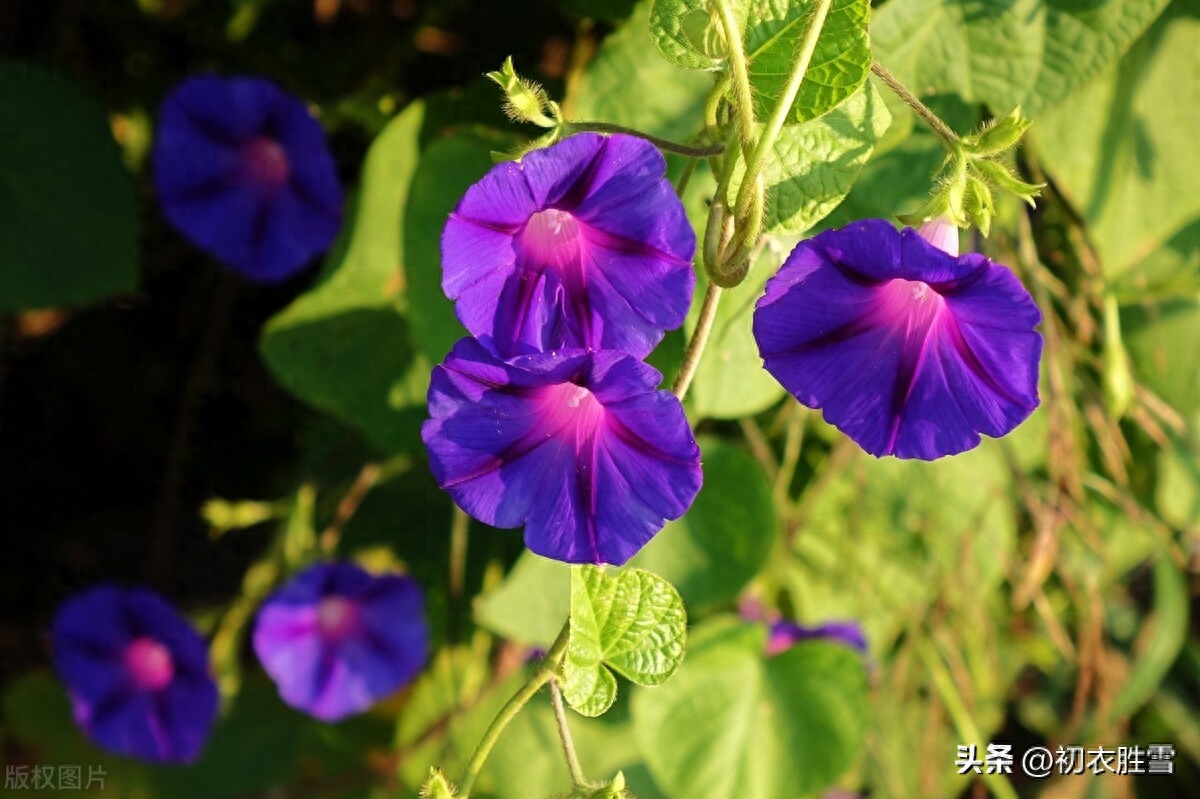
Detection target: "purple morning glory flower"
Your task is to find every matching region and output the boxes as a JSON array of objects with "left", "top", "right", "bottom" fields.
[
  {"left": 767, "top": 619, "right": 868, "bottom": 656},
  {"left": 441, "top": 132, "right": 696, "bottom": 359},
  {"left": 51, "top": 586, "right": 218, "bottom": 763},
  {"left": 422, "top": 337, "right": 702, "bottom": 565},
  {"left": 153, "top": 75, "right": 343, "bottom": 282},
  {"left": 252, "top": 562, "right": 428, "bottom": 722},
  {"left": 753, "top": 218, "right": 1042, "bottom": 460}
]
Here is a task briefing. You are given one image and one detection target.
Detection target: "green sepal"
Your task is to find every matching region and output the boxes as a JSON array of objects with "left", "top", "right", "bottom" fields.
[
  {"left": 491, "top": 130, "right": 561, "bottom": 164},
  {"left": 486, "top": 56, "right": 558, "bottom": 128},
  {"left": 419, "top": 768, "right": 457, "bottom": 799},
  {"left": 962, "top": 107, "right": 1032, "bottom": 156},
  {"left": 898, "top": 149, "right": 968, "bottom": 227},
  {"left": 963, "top": 175, "right": 994, "bottom": 237},
  {"left": 971, "top": 158, "right": 1044, "bottom": 207},
  {"left": 575, "top": 771, "right": 629, "bottom": 799}
]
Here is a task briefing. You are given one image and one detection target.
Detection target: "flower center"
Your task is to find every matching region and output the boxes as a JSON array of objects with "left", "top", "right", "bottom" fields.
[
  {"left": 316, "top": 596, "right": 361, "bottom": 641},
  {"left": 877, "top": 278, "right": 946, "bottom": 332},
  {"left": 540, "top": 381, "right": 606, "bottom": 438},
  {"left": 520, "top": 209, "right": 582, "bottom": 273},
  {"left": 241, "top": 136, "right": 291, "bottom": 189},
  {"left": 124, "top": 637, "right": 175, "bottom": 692}
]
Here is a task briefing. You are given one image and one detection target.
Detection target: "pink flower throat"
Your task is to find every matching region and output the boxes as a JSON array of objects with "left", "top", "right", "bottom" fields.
[
  {"left": 124, "top": 637, "right": 175, "bottom": 691},
  {"left": 242, "top": 137, "right": 291, "bottom": 188},
  {"left": 316, "top": 595, "right": 361, "bottom": 641}
]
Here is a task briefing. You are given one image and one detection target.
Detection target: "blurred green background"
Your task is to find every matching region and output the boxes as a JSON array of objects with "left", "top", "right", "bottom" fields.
[{"left": 0, "top": 1, "right": 1198, "bottom": 797}]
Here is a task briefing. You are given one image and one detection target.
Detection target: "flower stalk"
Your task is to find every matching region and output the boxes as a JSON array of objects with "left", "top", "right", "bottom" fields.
[{"left": 457, "top": 624, "right": 571, "bottom": 798}]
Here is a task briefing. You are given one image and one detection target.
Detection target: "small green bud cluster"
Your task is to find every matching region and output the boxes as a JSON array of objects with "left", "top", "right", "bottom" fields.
[
  {"left": 902, "top": 108, "right": 1044, "bottom": 236},
  {"left": 486, "top": 56, "right": 562, "bottom": 130}
]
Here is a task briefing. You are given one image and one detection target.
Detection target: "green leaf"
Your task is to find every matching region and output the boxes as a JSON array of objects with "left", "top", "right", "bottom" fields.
[
  {"left": 630, "top": 439, "right": 776, "bottom": 611},
  {"left": 743, "top": 0, "right": 871, "bottom": 123},
  {"left": 475, "top": 551, "right": 572, "bottom": 648},
  {"left": 1035, "top": 3, "right": 1200, "bottom": 276},
  {"left": 261, "top": 102, "right": 428, "bottom": 454},
  {"left": 1123, "top": 295, "right": 1200, "bottom": 418},
  {"left": 563, "top": 566, "right": 687, "bottom": 717},
  {"left": 650, "top": 0, "right": 872, "bottom": 123},
  {"left": 872, "top": 0, "right": 1170, "bottom": 114},
  {"left": 1028, "top": 0, "right": 1171, "bottom": 113},
  {"left": 872, "top": 0, "right": 1042, "bottom": 112},
  {"left": 572, "top": 0, "right": 715, "bottom": 143},
  {"left": 632, "top": 617, "right": 868, "bottom": 799},
  {"left": 728, "top": 80, "right": 891, "bottom": 235},
  {"left": 0, "top": 61, "right": 137, "bottom": 311},
  {"left": 649, "top": 0, "right": 725, "bottom": 70},
  {"left": 403, "top": 129, "right": 514, "bottom": 367}
]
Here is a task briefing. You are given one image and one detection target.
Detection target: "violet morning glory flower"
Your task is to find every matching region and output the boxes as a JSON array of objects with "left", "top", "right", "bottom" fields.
[
  {"left": 51, "top": 586, "right": 218, "bottom": 763},
  {"left": 753, "top": 218, "right": 1042, "bottom": 460},
  {"left": 766, "top": 619, "right": 868, "bottom": 656},
  {"left": 441, "top": 132, "right": 696, "bottom": 359},
  {"left": 252, "top": 562, "right": 428, "bottom": 722},
  {"left": 153, "top": 75, "right": 343, "bottom": 282},
  {"left": 422, "top": 337, "right": 702, "bottom": 565}
]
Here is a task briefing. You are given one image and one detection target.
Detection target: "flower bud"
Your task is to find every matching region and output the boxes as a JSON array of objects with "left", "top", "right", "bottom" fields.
[{"left": 486, "top": 56, "right": 557, "bottom": 128}]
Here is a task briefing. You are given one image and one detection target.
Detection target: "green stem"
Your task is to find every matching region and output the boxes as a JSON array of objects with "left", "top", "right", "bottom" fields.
[
  {"left": 920, "top": 641, "right": 1019, "bottom": 799},
  {"left": 448, "top": 506, "right": 470, "bottom": 641},
  {"left": 458, "top": 624, "right": 571, "bottom": 798},
  {"left": 672, "top": 282, "right": 724, "bottom": 400},
  {"left": 733, "top": 0, "right": 833, "bottom": 223},
  {"left": 550, "top": 678, "right": 587, "bottom": 787},
  {"left": 565, "top": 121, "right": 723, "bottom": 156},
  {"left": 870, "top": 61, "right": 959, "bottom": 147},
  {"left": 674, "top": 156, "right": 699, "bottom": 197},
  {"left": 711, "top": 0, "right": 757, "bottom": 155}
]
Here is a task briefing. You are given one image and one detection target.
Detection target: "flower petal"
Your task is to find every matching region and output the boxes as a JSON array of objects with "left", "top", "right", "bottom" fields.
[
  {"left": 754, "top": 221, "right": 1042, "bottom": 460},
  {"left": 52, "top": 586, "right": 218, "bottom": 763},
  {"left": 440, "top": 133, "right": 695, "bottom": 358},
  {"left": 423, "top": 341, "right": 701, "bottom": 564},
  {"left": 153, "top": 75, "right": 342, "bottom": 282},
  {"left": 253, "top": 563, "right": 428, "bottom": 721}
]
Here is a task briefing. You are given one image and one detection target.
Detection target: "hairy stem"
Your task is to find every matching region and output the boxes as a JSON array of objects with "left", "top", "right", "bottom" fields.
[
  {"left": 457, "top": 624, "right": 571, "bottom": 797},
  {"left": 870, "top": 61, "right": 959, "bottom": 147},
  {"left": 711, "top": 0, "right": 757, "bottom": 155},
  {"left": 565, "top": 121, "right": 723, "bottom": 156},
  {"left": 733, "top": 0, "right": 833, "bottom": 229},
  {"left": 673, "top": 282, "right": 724, "bottom": 400},
  {"left": 550, "top": 678, "right": 586, "bottom": 787}
]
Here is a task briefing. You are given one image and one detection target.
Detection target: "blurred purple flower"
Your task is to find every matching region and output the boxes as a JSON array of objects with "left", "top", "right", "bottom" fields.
[
  {"left": 153, "top": 75, "right": 343, "bottom": 282},
  {"left": 52, "top": 586, "right": 218, "bottom": 763},
  {"left": 753, "top": 219, "right": 1042, "bottom": 460},
  {"left": 253, "top": 562, "right": 428, "bottom": 722},
  {"left": 422, "top": 337, "right": 702, "bottom": 565},
  {"left": 767, "top": 619, "right": 868, "bottom": 656},
  {"left": 441, "top": 132, "right": 696, "bottom": 359}
]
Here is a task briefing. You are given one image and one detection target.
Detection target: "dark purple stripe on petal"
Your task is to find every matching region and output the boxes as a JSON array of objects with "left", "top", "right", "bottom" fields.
[
  {"left": 755, "top": 220, "right": 1042, "bottom": 461},
  {"left": 423, "top": 340, "right": 701, "bottom": 565}
]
